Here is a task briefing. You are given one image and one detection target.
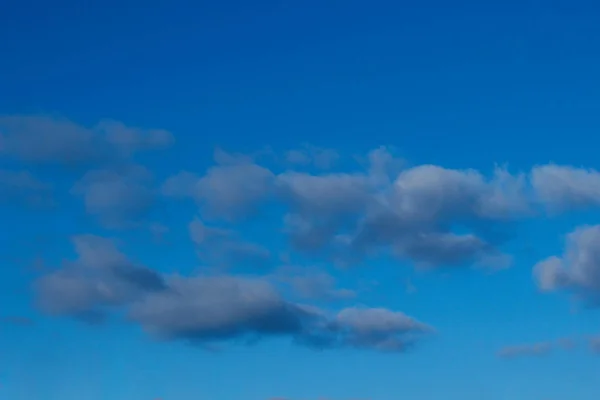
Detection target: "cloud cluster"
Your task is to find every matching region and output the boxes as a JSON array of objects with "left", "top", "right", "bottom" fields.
[
  {"left": 164, "top": 150, "right": 534, "bottom": 270},
  {"left": 529, "top": 166, "right": 600, "bottom": 305},
  {"left": 7, "top": 114, "right": 600, "bottom": 273},
  {"left": 161, "top": 155, "right": 600, "bottom": 282},
  {"left": 8, "top": 113, "right": 600, "bottom": 354}
]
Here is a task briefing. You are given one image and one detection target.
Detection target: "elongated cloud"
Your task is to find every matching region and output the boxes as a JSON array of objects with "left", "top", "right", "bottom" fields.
[
  {"left": 0, "top": 115, "right": 173, "bottom": 165},
  {"left": 130, "top": 280, "right": 431, "bottom": 352},
  {"left": 34, "top": 234, "right": 432, "bottom": 352},
  {"left": 497, "top": 342, "right": 553, "bottom": 359}
]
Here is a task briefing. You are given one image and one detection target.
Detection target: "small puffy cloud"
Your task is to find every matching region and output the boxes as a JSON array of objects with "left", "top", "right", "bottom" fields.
[
  {"left": 389, "top": 164, "right": 528, "bottom": 222},
  {"left": 345, "top": 165, "right": 527, "bottom": 268},
  {"left": 0, "top": 115, "right": 173, "bottom": 165},
  {"left": 196, "top": 162, "right": 275, "bottom": 220},
  {"left": 497, "top": 342, "right": 553, "bottom": 359},
  {"left": 533, "top": 225, "right": 600, "bottom": 305},
  {"left": 366, "top": 146, "right": 405, "bottom": 185},
  {"left": 277, "top": 172, "right": 373, "bottom": 252},
  {"left": 277, "top": 172, "right": 371, "bottom": 216},
  {"left": 163, "top": 163, "right": 275, "bottom": 221},
  {"left": 71, "top": 165, "right": 155, "bottom": 228},
  {"left": 534, "top": 257, "right": 569, "bottom": 291},
  {"left": 531, "top": 164, "right": 600, "bottom": 211}
]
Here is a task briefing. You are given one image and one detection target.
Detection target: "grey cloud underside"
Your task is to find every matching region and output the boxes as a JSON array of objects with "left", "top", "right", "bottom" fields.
[
  {"left": 131, "top": 278, "right": 431, "bottom": 351},
  {"left": 35, "top": 235, "right": 430, "bottom": 351},
  {"left": 526, "top": 165, "right": 600, "bottom": 306},
  {"left": 534, "top": 225, "right": 600, "bottom": 305},
  {"left": 129, "top": 276, "right": 308, "bottom": 342},
  {"left": 36, "top": 235, "right": 166, "bottom": 321}
]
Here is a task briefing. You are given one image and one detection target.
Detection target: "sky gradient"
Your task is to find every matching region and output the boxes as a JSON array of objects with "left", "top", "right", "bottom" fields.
[{"left": 1, "top": 1, "right": 600, "bottom": 399}]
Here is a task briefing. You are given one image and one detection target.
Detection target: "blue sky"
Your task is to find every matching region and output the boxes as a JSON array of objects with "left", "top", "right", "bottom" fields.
[{"left": 1, "top": 1, "right": 600, "bottom": 399}]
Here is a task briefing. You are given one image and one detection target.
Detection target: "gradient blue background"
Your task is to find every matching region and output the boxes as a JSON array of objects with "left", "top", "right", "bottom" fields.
[{"left": 1, "top": 1, "right": 600, "bottom": 399}]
